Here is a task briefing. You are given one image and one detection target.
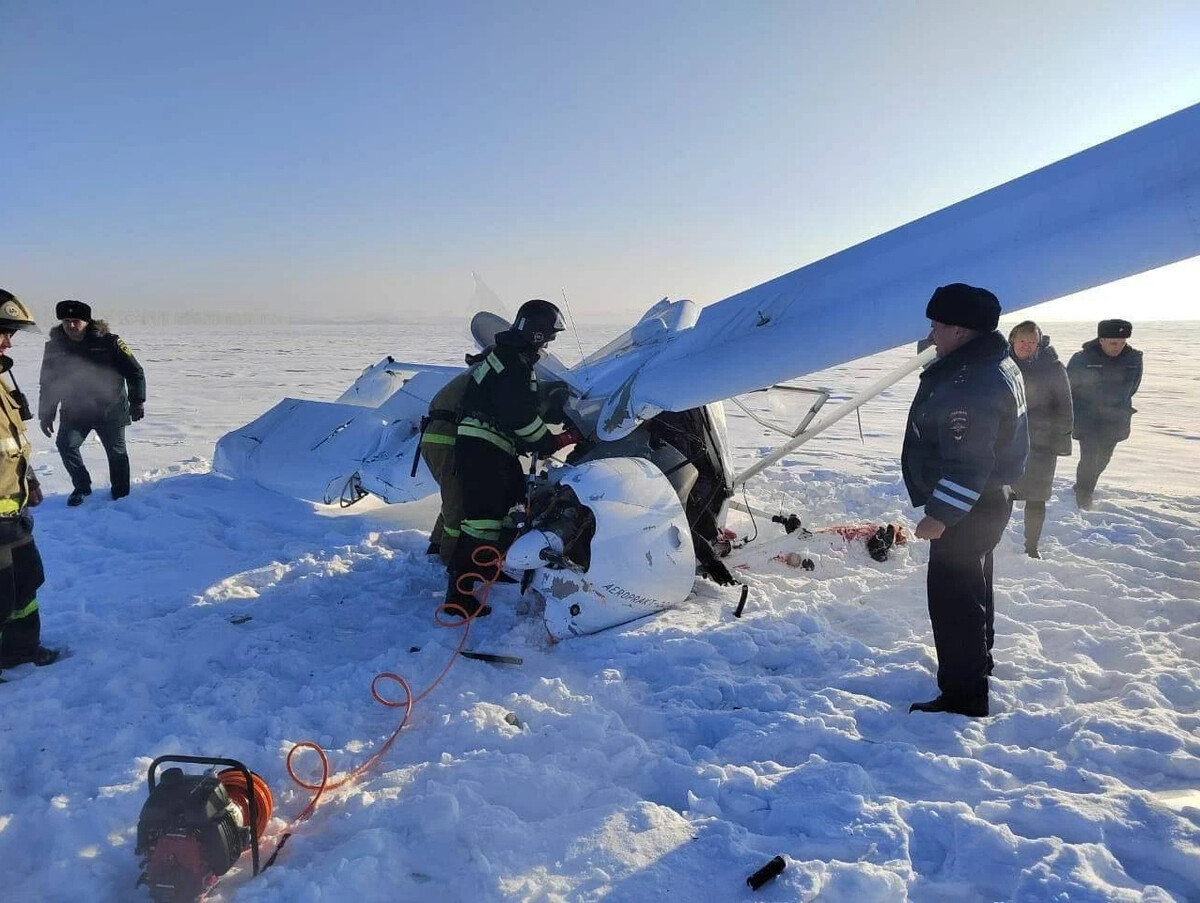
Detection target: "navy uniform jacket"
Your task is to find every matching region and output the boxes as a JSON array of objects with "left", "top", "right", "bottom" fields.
[
  {"left": 902, "top": 331, "right": 1029, "bottom": 527},
  {"left": 1067, "top": 339, "right": 1142, "bottom": 444}
]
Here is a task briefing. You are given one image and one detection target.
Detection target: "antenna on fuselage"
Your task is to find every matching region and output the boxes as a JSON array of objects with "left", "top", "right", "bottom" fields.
[{"left": 559, "top": 288, "right": 590, "bottom": 385}]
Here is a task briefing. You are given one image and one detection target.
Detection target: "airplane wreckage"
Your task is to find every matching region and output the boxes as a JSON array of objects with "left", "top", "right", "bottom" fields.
[{"left": 217, "top": 102, "right": 1200, "bottom": 640}]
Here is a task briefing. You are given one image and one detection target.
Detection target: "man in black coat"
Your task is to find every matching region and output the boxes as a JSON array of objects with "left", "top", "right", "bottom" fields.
[
  {"left": 902, "top": 284, "right": 1029, "bottom": 718},
  {"left": 1067, "top": 319, "right": 1142, "bottom": 509},
  {"left": 38, "top": 300, "right": 146, "bottom": 506}
]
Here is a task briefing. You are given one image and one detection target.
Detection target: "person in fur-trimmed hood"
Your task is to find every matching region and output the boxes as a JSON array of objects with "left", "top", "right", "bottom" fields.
[{"left": 38, "top": 300, "right": 146, "bottom": 506}]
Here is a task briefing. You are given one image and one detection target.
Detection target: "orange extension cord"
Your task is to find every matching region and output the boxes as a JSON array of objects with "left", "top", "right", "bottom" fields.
[{"left": 260, "top": 544, "right": 506, "bottom": 869}]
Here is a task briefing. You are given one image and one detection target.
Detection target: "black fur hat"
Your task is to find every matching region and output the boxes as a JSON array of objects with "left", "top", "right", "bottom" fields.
[
  {"left": 925, "top": 283, "right": 1000, "bottom": 331},
  {"left": 1097, "top": 319, "right": 1132, "bottom": 339},
  {"left": 56, "top": 299, "right": 92, "bottom": 321}
]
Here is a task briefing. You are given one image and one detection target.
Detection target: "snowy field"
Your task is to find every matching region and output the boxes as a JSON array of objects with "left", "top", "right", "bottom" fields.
[{"left": 2, "top": 317, "right": 1199, "bottom": 902}]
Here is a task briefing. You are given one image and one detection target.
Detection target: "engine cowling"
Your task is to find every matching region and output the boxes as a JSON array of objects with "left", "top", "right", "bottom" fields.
[{"left": 517, "top": 457, "right": 696, "bottom": 639}]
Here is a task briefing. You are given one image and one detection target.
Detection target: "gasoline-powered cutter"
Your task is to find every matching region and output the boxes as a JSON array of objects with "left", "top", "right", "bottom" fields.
[{"left": 134, "top": 755, "right": 274, "bottom": 902}]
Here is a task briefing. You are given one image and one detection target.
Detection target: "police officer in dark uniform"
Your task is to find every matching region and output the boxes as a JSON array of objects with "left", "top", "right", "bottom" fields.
[
  {"left": 1067, "top": 319, "right": 1142, "bottom": 509},
  {"left": 38, "top": 300, "right": 146, "bottom": 506},
  {"left": 902, "top": 284, "right": 1029, "bottom": 718},
  {"left": 446, "top": 299, "right": 582, "bottom": 618}
]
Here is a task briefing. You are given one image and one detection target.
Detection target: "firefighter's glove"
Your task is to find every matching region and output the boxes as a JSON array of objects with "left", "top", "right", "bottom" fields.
[
  {"left": 130, "top": 403, "right": 145, "bottom": 422},
  {"left": 40, "top": 419, "right": 54, "bottom": 438},
  {"left": 554, "top": 426, "right": 585, "bottom": 450}
]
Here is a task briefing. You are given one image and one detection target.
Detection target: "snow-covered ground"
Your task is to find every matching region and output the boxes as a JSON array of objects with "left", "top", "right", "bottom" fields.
[{"left": 2, "top": 318, "right": 1198, "bottom": 902}]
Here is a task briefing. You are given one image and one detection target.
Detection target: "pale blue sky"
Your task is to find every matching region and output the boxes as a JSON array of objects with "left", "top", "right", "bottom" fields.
[{"left": 3, "top": 1, "right": 1199, "bottom": 322}]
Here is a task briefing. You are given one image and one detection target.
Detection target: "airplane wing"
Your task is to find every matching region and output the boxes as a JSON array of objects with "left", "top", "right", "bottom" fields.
[
  {"left": 215, "top": 363, "right": 461, "bottom": 505},
  {"left": 336, "top": 358, "right": 463, "bottom": 407},
  {"left": 594, "top": 101, "right": 1200, "bottom": 439}
]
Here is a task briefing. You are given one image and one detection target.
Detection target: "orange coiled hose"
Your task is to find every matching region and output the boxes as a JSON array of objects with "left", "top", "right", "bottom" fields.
[{"left": 263, "top": 544, "right": 505, "bottom": 866}]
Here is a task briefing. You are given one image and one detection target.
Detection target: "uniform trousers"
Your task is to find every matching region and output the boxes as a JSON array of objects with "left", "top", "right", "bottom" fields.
[
  {"left": 420, "top": 434, "right": 461, "bottom": 567},
  {"left": 0, "top": 529, "right": 45, "bottom": 668},
  {"left": 57, "top": 411, "right": 130, "bottom": 497},
  {"left": 449, "top": 436, "right": 526, "bottom": 594},
  {"left": 926, "top": 489, "right": 1013, "bottom": 706},
  {"left": 1074, "top": 438, "right": 1119, "bottom": 499}
]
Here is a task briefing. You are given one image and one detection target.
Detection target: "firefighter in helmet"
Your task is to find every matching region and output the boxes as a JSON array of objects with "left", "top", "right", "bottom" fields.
[
  {"left": 444, "top": 299, "right": 582, "bottom": 617},
  {"left": 0, "top": 289, "right": 59, "bottom": 678}
]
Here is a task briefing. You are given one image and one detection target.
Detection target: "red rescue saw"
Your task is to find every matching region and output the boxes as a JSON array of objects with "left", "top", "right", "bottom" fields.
[{"left": 135, "top": 755, "right": 274, "bottom": 902}]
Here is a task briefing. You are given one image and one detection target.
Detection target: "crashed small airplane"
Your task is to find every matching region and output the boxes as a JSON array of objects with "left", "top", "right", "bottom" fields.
[{"left": 217, "top": 101, "right": 1200, "bottom": 640}]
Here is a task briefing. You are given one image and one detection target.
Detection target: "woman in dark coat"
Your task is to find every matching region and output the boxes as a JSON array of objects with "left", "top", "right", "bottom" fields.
[{"left": 1008, "top": 321, "right": 1073, "bottom": 557}]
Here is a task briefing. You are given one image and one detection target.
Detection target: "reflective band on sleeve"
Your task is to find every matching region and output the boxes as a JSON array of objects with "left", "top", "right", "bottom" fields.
[
  {"left": 931, "top": 489, "right": 973, "bottom": 511},
  {"left": 938, "top": 479, "right": 981, "bottom": 501},
  {"left": 420, "top": 432, "right": 456, "bottom": 447},
  {"left": 514, "top": 417, "right": 548, "bottom": 441},
  {"left": 486, "top": 352, "right": 505, "bottom": 373},
  {"left": 442, "top": 526, "right": 460, "bottom": 538},
  {"left": 0, "top": 499, "right": 20, "bottom": 515},
  {"left": 6, "top": 597, "right": 38, "bottom": 622}
]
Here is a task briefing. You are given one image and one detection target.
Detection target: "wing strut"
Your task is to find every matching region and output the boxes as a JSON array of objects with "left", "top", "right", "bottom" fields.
[{"left": 732, "top": 345, "right": 936, "bottom": 488}]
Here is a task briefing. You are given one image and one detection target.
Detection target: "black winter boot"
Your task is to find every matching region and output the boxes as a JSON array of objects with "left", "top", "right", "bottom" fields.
[
  {"left": 0, "top": 645, "right": 62, "bottom": 668},
  {"left": 442, "top": 573, "right": 491, "bottom": 620},
  {"left": 442, "top": 540, "right": 492, "bottom": 619},
  {"left": 909, "top": 694, "right": 988, "bottom": 718}
]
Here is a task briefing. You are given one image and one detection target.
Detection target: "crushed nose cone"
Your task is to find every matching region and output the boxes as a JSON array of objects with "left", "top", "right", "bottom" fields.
[
  {"left": 503, "top": 530, "right": 562, "bottom": 574},
  {"left": 526, "top": 458, "right": 696, "bottom": 640}
]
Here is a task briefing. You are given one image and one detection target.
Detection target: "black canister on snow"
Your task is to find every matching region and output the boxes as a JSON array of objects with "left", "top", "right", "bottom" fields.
[{"left": 746, "top": 855, "right": 786, "bottom": 890}]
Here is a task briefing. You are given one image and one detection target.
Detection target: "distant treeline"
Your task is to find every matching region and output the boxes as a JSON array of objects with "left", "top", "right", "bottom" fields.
[{"left": 33, "top": 308, "right": 280, "bottom": 327}]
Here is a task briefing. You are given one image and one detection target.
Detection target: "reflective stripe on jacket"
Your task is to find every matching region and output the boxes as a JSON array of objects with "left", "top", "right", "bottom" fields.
[
  {"left": 420, "top": 370, "right": 475, "bottom": 449},
  {"left": 0, "top": 378, "right": 34, "bottom": 517},
  {"left": 457, "top": 335, "right": 557, "bottom": 457},
  {"left": 902, "top": 331, "right": 1029, "bottom": 527}
]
